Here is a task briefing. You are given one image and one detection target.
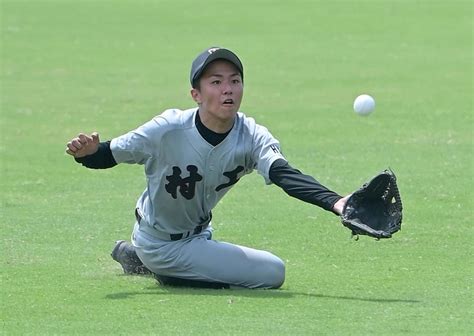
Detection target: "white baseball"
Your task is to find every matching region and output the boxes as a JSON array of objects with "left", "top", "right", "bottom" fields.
[{"left": 353, "top": 94, "right": 375, "bottom": 116}]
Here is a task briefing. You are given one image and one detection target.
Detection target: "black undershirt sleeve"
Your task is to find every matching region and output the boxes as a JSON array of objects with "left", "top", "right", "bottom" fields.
[
  {"left": 74, "top": 141, "right": 117, "bottom": 169},
  {"left": 269, "top": 159, "right": 342, "bottom": 215}
]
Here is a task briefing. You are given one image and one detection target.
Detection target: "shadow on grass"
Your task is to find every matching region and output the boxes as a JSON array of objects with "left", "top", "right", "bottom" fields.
[{"left": 105, "top": 282, "right": 420, "bottom": 304}]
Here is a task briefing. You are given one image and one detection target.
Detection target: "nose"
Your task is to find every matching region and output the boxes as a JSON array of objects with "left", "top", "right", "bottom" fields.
[{"left": 222, "top": 82, "right": 232, "bottom": 95}]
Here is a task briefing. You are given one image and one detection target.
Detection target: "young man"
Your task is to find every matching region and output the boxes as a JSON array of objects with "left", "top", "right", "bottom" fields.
[{"left": 66, "top": 47, "right": 349, "bottom": 289}]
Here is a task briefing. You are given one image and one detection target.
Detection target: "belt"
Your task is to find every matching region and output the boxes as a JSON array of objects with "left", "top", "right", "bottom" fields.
[{"left": 135, "top": 208, "right": 207, "bottom": 241}]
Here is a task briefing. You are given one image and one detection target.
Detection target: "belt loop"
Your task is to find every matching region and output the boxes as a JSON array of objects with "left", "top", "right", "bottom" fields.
[{"left": 135, "top": 208, "right": 141, "bottom": 224}]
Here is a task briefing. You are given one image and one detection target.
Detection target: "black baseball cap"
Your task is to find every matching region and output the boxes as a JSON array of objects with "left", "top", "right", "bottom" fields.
[{"left": 190, "top": 47, "right": 244, "bottom": 88}]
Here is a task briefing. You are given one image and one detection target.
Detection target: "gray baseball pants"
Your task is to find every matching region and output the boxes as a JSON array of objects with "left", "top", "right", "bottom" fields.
[{"left": 131, "top": 223, "right": 285, "bottom": 289}]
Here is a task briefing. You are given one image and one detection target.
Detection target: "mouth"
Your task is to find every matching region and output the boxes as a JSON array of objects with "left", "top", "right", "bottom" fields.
[{"left": 222, "top": 99, "right": 234, "bottom": 106}]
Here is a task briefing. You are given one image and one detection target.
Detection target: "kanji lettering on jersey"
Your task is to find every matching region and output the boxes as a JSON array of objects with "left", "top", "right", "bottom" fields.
[
  {"left": 165, "top": 165, "right": 203, "bottom": 200},
  {"left": 215, "top": 166, "right": 244, "bottom": 192}
]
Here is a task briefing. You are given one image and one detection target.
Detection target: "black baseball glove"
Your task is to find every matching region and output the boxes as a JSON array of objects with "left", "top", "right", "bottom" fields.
[{"left": 341, "top": 169, "right": 403, "bottom": 239}]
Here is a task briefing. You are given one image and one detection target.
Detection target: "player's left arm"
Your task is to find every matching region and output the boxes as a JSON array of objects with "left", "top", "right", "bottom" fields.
[
  {"left": 250, "top": 122, "right": 348, "bottom": 215},
  {"left": 269, "top": 159, "right": 348, "bottom": 215}
]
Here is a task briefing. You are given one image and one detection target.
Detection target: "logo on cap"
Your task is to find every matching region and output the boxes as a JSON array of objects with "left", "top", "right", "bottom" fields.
[{"left": 207, "top": 47, "right": 220, "bottom": 54}]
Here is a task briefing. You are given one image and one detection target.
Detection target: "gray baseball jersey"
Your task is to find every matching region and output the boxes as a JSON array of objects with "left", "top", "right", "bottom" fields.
[{"left": 110, "top": 107, "right": 286, "bottom": 236}]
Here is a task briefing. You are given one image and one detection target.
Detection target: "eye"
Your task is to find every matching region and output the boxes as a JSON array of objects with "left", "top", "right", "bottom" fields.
[
  {"left": 211, "top": 80, "right": 221, "bottom": 85},
  {"left": 232, "top": 79, "right": 241, "bottom": 84}
]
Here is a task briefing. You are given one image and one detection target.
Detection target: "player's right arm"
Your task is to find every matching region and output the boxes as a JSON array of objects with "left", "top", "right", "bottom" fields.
[
  {"left": 67, "top": 110, "right": 175, "bottom": 169},
  {"left": 66, "top": 132, "right": 117, "bottom": 169}
]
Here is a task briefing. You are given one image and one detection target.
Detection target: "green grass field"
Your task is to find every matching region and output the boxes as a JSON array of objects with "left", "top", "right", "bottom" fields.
[{"left": 1, "top": 0, "right": 472, "bottom": 335}]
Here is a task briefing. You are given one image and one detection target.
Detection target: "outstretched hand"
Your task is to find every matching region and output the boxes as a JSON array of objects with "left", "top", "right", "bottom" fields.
[
  {"left": 66, "top": 132, "right": 100, "bottom": 158},
  {"left": 332, "top": 194, "right": 351, "bottom": 216}
]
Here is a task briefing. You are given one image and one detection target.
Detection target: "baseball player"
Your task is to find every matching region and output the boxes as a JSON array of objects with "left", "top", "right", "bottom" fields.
[{"left": 66, "top": 47, "right": 349, "bottom": 289}]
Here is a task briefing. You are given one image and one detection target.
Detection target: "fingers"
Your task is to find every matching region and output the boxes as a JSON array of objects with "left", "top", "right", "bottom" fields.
[
  {"left": 91, "top": 132, "right": 100, "bottom": 144},
  {"left": 65, "top": 148, "right": 76, "bottom": 156},
  {"left": 66, "top": 138, "right": 83, "bottom": 151},
  {"left": 78, "top": 133, "right": 89, "bottom": 145},
  {"left": 65, "top": 139, "right": 81, "bottom": 157},
  {"left": 65, "top": 132, "right": 99, "bottom": 157}
]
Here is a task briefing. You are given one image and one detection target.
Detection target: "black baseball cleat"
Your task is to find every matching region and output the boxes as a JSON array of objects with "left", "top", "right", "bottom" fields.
[
  {"left": 153, "top": 273, "right": 230, "bottom": 289},
  {"left": 111, "top": 240, "right": 152, "bottom": 275}
]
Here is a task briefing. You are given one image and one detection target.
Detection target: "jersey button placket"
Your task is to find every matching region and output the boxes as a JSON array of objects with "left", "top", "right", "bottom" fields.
[{"left": 204, "top": 151, "right": 215, "bottom": 204}]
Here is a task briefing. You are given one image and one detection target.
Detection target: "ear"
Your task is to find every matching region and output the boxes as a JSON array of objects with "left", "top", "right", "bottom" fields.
[{"left": 190, "top": 88, "right": 202, "bottom": 104}]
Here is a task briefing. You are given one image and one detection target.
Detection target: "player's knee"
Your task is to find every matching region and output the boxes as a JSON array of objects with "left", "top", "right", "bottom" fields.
[{"left": 263, "top": 257, "right": 285, "bottom": 289}]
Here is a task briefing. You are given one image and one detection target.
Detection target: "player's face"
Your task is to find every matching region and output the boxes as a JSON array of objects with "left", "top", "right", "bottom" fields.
[{"left": 191, "top": 60, "right": 243, "bottom": 132}]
